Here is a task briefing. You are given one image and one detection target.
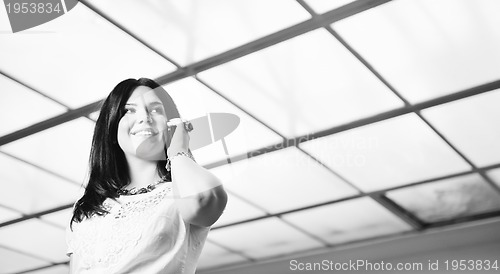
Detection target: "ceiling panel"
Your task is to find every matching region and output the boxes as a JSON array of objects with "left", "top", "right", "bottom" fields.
[
  {"left": 303, "top": 0, "right": 356, "bottom": 14},
  {"left": 282, "top": 197, "right": 412, "bottom": 245},
  {"left": 487, "top": 168, "right": 500, "bottom": 187},
  {"left": 0, "top": 118, "right": 94, "bottom": 183},
  {"left": 198, "top": 28, "right": 404, "bottom": 139},
  {"left": 0, "top": 2, "right": 9, "bottom": 27},
  {"left": 386, "top": 174, "right": 500, "bottom": 223},
  {"left": 0, "top": 247, "right": 49, "bottom": 274},
  {"left": 0, "top": 206, "right": 21, "bottom": 224},
  {"left": 300, "top": 113, "right": 471, "bottom": 192},
  {"left": 0, "top": 75, "right": 67, "bottom": 137},
  {"left": 333, "top": 0, "right": 500, "bottom": 103},
  {"left": 0, "top": 219, "right": 67, "bottom": 262},
  {"left": 41, "top": 208, "right": 74, "bottom": 229},
  {"left": 197, "top": 241, "right": 249, "bottom": 270},
  {"left": 209, "top": 146, "right": 358, "bottom": 214},
  {"left": 0, "top": 153, "right": 81, "bottom": 214},
  {"left": 207, "top": 217, "right": 323, "bottom": 259},
  {"left": 87, "top": 0, "right": 311, "bottom": 66},
  {"left": 22, "top": 265, "right": 69, "bottom": 274},
  {"left": 164, "top": 77, "right": 283, "bottom": 166},
  {"left": 88, "top": 111, "right": 100, "bottom": 122},
  {"left": 422, "top": 89, "right": 500, "bottom": 167},
  {"left": 0, "top": 4, "right": 176, "bottom": 108},
  {"left": 212, "top": 192, "right": 266, "bottom": 228}
]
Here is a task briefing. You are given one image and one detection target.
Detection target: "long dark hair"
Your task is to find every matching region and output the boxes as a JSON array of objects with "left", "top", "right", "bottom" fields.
[{"left": 71, "top": 78, "right": 180, "bottom": 227}]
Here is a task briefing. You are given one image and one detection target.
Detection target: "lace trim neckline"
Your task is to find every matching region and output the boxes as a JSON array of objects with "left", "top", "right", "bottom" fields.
[{"left": 117, "top": 181, "right": 171, "bottom": 198}]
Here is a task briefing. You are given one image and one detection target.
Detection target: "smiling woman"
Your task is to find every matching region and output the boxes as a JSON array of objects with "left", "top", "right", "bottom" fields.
[
  {"left": 117, "top": 86, "right": 169, "bottom": 161},
  {"left": 67, "top": 78, "right": 227, "bottom": 274}
]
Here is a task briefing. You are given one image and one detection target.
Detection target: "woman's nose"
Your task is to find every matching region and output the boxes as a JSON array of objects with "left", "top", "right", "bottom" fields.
[{"left": 138, "top": 111, "right": 153, "bottom": 124}]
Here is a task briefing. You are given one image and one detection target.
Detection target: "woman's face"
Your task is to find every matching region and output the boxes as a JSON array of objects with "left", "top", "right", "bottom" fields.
[{"left": 117, "top": 86, "right": 169, "bottom": 161}]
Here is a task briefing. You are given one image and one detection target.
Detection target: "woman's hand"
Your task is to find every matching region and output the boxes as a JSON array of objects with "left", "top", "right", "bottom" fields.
[{"left": 166, "top": 118, "right": 191, "bottom": 158}]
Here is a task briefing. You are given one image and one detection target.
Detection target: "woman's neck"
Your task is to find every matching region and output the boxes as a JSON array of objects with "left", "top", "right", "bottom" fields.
[{"left": 125, "top": 155, "right": 161, "bottom": 189}]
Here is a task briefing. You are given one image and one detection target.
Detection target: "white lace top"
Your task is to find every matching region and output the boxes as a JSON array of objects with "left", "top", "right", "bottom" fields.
[{"left": 66, "top": 182, "right": 209, "bottom": 274}]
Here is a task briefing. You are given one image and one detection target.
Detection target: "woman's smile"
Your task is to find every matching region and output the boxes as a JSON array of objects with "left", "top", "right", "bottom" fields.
[{"left": 131, "top": 128, "right": 159, "bottom": 137}]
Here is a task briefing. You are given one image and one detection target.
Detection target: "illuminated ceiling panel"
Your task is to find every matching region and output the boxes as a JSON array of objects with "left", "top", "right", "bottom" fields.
[
  {"left": 0, "top": 247, "right": 49, "bottom": 274},
  {"left": 0, "top": 4, "right": 176, "bottom": 108},
  {"left": 0, "top": 153, "right": 81, "bottom": 214},
  {"left": 0, "top": 219, "right": 67, "bottom": 262},
  {"left": 386, "top": 174, "right": 500, "bottom": 223},
  {"left": 87, "top": 0, "right": 310, "bottom": 66},
  {"left": 0, "top": 118, "right": 95, "bottom": 183},
  {"left": 199, "top": 28, "right": 404, "bottom": 138},
  {"left": 0, "top": 75, "right": 66, "bottom": 137},
  {"left": 21, "top": 265, "right": 69, "bottom": 274},
  {"left": 164, "top": 77, "right": 282, "bottom": 166},
  {"left": 208, "top": 217, "right": 323, "bottom": 259},
  {"left": 333, "top": 0, "right": 500, "bottom": 103},
  {"left": 42, "top": 208, "right": 74, "bottom": 229},
  {"left": 212, "top": 192, "right": 266, "bottom": 228},
  {"left": 422, "top": 89, "right": 500, "bottom": 167},
  {"left": 197, "top": 241, "right": 249, "bottom": 270},
  {"left": 210, "top": 147, "right": 358, "bottom": 214},
  {"left": 487, "top": 168, "right": 500, "bottom": 187},
  {"left": 303, "top": 0, "right": 356, "bottom": 14},
  {"left": 282, "top": 197, "right": 412, "bottom": 245},
  {"left": 0, "top": 206, "right": 21, "bottom": 223},
  {"left": 300, "top": 113, "right": 471, "bottom": 192}
]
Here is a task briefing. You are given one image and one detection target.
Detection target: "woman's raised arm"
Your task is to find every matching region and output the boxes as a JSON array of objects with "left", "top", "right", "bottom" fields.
[{"left": 167, "top": 118, "right": 228, "bottom": 227}]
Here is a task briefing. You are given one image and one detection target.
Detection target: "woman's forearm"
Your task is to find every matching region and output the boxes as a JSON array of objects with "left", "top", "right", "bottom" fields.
[{"left": 170, "top": 155, "right": 227, "bottom": 226}]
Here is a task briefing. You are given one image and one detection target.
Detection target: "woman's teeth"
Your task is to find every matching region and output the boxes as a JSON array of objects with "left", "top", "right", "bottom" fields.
[{"left": 133, "top": 130, "right": 155, "bottom": 136}]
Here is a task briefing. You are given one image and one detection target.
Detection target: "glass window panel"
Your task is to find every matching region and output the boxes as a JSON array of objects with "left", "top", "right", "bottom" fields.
[
  {"left": 386, "top": 174, "right": 500, "bottom": 223},
  {"left": 22, "top": 265, "right": 69, "bottom": 274},
  {"left": 0, "top": 206, "right": 22, "bottom": 223},
  {"left": 0, "top": 2, "right": 9, "bottom": 27},
  {"left": 197, "top": 241, "right": 249, "bottom": 270},
  {"left": 212, "top": 192, "right": 266, "bottom": 228},
  {"left": 301, "top": 113, "right": 471, "bottom": 192},
  {"left": 487, "top": 168, "right": 500, "bottom": 187},
  {"left": 88, "top": 110, "right": 100, "bottom": 122},
  {"left": 0, "top": 4, "right": 176, "bottom": 108},
  {"left": 0, "top": 118, "right": 94, "bottom": 183},
  {"left": 199, "top": 28, "right": 404, "bottom": 138},
  {"left": 208, "top": 217, "right": 322, "bottom": 259},
  {"left": 283, "top": 197, "right": 412, "bottom": 245},
  {"left": 0, "top": 75, "right": 67, "bottom": 137},
  {"left": 0, "top": 247, "right": 49, "bottom": 274},
  {"left": 42, "top": 208, "right": 74, "bottom": 229},
  {"left": 304, "top": 0, "right": 357, "bottom": 14},
  {"left": 422, "top": 89, "right": 500, "bottom": 167},
  {"left": 165, "top": 77, "right": 283, "bottom": 166},
  {"left": 333, "top": 0, "right": 500, "bottom": 103},
  {"left": 0, "top": 153, "right": 82, "bottom": 214},
  {"left": 210, "top": 147, "right": 358, "bottom": 214},
  {"left": 0, "top": 219, "right": 67, "bottom": 262},
  {"left": 87, "top": 0, "right": 310, "bottom": 66}
]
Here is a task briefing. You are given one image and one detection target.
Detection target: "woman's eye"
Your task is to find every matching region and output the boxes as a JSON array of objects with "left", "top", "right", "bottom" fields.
[
  {"left": 150, "top": 108, "right": 163, "bottom": 114},
  {"left": 125, "top": 108, "right": 135, "bottom": 114}
]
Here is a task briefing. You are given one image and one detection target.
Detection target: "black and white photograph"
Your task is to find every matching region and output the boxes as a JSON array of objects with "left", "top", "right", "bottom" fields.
[{"left": 1, "top": 0, "right": 500, "bottom": 273}]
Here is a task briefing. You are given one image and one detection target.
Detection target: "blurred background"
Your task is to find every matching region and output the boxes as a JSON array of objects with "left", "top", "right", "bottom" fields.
[{"left": 1, "top": 0, "right": 500, "bottom": 273}]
